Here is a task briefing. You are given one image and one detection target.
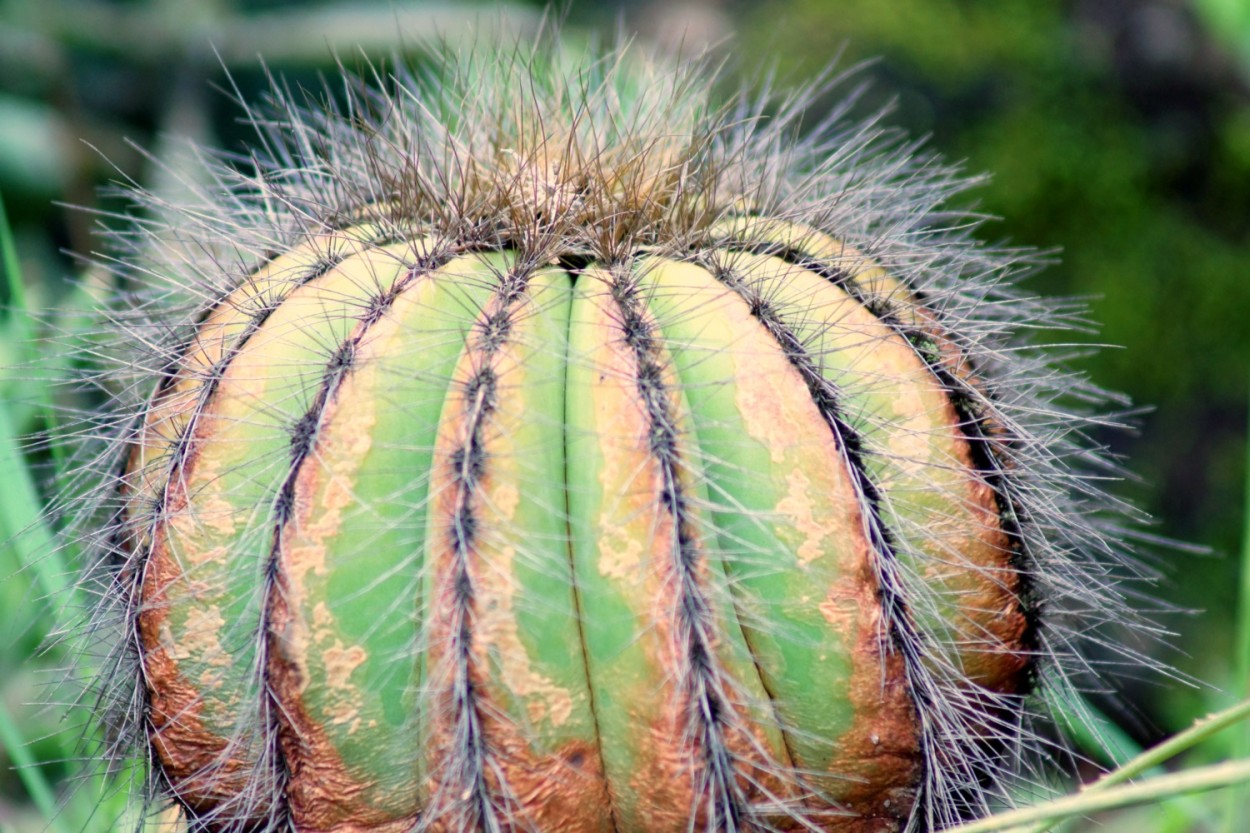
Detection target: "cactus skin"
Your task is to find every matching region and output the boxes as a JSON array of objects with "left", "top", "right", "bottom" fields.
[{"left": 63, "top": 32, "right": 1165, "bottom": 833}]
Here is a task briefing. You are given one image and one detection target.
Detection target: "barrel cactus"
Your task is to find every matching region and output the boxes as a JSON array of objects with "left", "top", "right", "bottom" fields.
[{"left": 63, "top": 34, "right": 1161, "bottom": 833}]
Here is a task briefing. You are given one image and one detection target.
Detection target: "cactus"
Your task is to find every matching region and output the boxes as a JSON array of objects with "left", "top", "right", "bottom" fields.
[{"left": 61, "top": 33, "right": 1164, "bottom": 833}]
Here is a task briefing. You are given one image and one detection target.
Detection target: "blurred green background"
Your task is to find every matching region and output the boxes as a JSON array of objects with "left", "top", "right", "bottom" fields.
[{"left": 1, "top": 0, "right": 1248, "bottom": 830}]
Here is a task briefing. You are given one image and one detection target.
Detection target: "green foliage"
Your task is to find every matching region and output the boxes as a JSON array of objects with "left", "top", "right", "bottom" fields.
[{"left": 1196, "top": 0, "right": 1250, "bottom": 69}]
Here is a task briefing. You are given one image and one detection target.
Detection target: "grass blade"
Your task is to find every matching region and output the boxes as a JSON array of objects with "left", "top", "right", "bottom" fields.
[
  {"left": 0, "top": 698, "right": 68, "bottom": 833},
  {"left": 1, "top": 188, "right": 66, "bottom": 468},
  {"left": 949, "top": 757, "right": 1250, "bottom": 833},
  {"left": 1224, "top": 377, "right": 1250, "bottom": 833},
  {"left": 0, "top": 399, "right": 67, "bottom": 607},
  {"left": 961, "top": 698, "right": 1250, "bottom": 833}
]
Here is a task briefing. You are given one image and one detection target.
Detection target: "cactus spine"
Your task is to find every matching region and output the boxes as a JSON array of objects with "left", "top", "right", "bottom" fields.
[{"left": 61, "top": 32, "right": 1163, "bottom": 833}]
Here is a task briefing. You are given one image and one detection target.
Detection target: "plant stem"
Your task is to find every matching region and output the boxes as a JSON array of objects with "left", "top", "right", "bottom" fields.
[
  {"left": 0, "top": 698, "right": 68, "bottom": 833},
  {"left": 949, "top": 757, "right": 1250, "bottom": 833},
  {"left": 954, "top": 698, "right": 1250, "bottom": 833},
  {"left": 1225, "top": 376, "right": 1250, "bottom": 833}
]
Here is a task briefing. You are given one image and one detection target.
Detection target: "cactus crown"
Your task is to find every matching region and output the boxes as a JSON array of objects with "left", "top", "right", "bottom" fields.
[{"left": 56, "top": 29, "right": 1167, "bottom": 833}]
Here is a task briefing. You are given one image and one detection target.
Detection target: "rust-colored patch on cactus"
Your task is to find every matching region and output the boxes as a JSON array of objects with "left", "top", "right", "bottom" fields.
[
  {"left": 773, "top": 456, "right": 832, "bottom": 567},
  {"left": 640, "top": 695, "right": 795, "bottom": 830},
  {"left": 624, "top": 694, "right": 713, "bottom": 832},
  {"left": 736, "top": 367, "right": 811, "bottom": 468},
  {"left": 269, "top": 591, "right": 415, "bottom": 833},
  {"left": 623, "top": 669, "right": 796, "bottom": 832},
  {"left": 477, "top": 731, "right": 615, "bottom": 833},
  {"left": 474, "top": 538, "right": 577, "bottom": 729},
  {"left": 587, "top": 318, "right": 655, "bottom": 587},
  {"left": 139, "top": 484, "right": 266, "bottom": 818},
  {"left": 268, "top": 608, "right": 416, "bottom": 833},
  {"left": 814, "top": 554, "right": 922, "bottom": 831}
]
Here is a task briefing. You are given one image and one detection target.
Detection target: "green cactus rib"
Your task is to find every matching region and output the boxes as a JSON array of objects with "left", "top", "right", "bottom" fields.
[
  {"left": 709, "top": 219, "right": 1039, "bottom": 688},
  {"left": 129, "top": 225, "right": 1030, "bottom": 832}
]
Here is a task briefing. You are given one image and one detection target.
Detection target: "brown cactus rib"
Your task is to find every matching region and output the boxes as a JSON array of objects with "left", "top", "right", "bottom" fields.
[
  {"left": 133, "top": 230, "right": 401, "bottom": 823},
  {"left": 263, "top": 248, "right": 458, "bottom": 832},
  {"left": 833, "top": 264, "right": 1037, "bottom": 693},
  {"left": 605, "top": 262, "right": 754, "bottom": 831},
  {"left": 687, "top": 254, "right": 936, "bottom": 828}
]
